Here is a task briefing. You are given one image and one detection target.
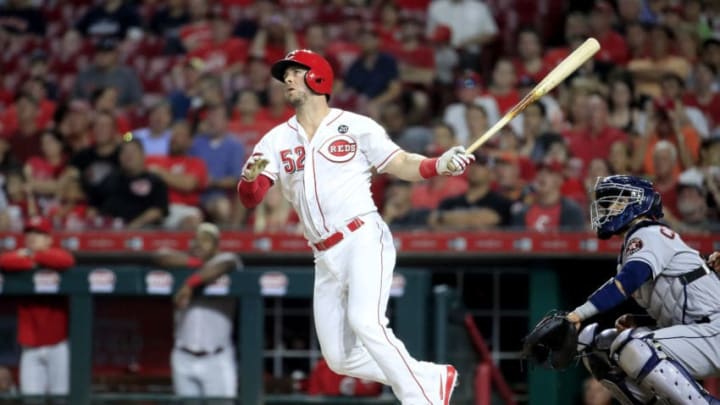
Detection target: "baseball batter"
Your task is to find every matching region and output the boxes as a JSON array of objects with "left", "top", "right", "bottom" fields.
[
  {"left": 237, "top": 49, "right": 473, "bottom": 404},
  {"left": 567, "top": 175, "right": 720, "bottom": 404}
]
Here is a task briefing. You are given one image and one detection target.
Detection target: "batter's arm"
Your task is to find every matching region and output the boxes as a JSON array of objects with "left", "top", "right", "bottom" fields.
[{"left": 382, "top": 147, "right": 475, "bottom": 181}]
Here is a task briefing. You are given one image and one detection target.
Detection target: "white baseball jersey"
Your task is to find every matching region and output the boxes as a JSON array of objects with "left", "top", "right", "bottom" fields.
[
  {"left": 174, "top": 252, "right": 242, "bottom": 353},
  {"left": 251, "top": 108, "right": 402, "bottom": 243},
  {"left": 619, "top": 223, "right": 720, "bottom": 327}
]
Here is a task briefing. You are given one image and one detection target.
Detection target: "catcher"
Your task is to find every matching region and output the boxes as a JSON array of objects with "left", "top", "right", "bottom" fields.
[{"left": 524, "top": 175, "right": 720, "bottom": 405}]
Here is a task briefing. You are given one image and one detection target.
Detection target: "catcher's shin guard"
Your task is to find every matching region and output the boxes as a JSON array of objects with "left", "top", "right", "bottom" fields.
[{"left": 611, "top": 329, "right": 713, "bottom": 404}]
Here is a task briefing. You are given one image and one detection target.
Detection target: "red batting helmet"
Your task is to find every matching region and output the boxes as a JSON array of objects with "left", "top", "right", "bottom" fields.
[{"left": 270, "top": 49, "right": 334, "bottom": 96}]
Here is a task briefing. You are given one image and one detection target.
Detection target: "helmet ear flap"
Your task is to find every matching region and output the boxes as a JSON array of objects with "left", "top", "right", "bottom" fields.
[{"left": 305, "top": 70, "right": 324, "bottom": 93}]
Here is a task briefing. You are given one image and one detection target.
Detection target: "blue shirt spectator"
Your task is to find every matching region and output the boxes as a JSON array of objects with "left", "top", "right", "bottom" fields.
[
  {"left": 189, "top": 105, "right": 245, "bottom": 224},
  {"left": 343, "top": 29, "right": 401, "bottom": 100}
]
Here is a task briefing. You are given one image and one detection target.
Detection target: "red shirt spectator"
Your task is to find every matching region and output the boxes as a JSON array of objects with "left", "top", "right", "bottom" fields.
[
  {"left": 411, "top": 176, "right": 468, "bottom": 210},
  {"left": 188, "top": 37, "right": 249, "bottom": 73},
  {"left": 145, "top": 154, "right": 208, "bottom": 207}
]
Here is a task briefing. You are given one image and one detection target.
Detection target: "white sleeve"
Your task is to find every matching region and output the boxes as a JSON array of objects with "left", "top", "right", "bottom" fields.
[
  {"left": 358, "top": 119, "right": 402, "bottom": 172},
  {"left": 249, "top": 133, "right": 281, "bottom": 182},
  {"left": 623, "top": 227, "right": 675, "bottom": 278}
]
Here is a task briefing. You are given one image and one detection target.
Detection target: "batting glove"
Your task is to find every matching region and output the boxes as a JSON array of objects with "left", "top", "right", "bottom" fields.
[
  {"left": 241, "top": 154, "right": 270, "bottom": 182},
  {"left": 437, "top": 146, "right": 475, "bottom": 175}
]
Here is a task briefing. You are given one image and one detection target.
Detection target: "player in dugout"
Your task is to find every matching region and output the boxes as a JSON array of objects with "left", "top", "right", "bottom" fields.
[
  {"left": 0, "top": 216, "right": 75, "bottom": 396},
  {"left": 237, "top": 49, "right": 474, "bottom": 404}
]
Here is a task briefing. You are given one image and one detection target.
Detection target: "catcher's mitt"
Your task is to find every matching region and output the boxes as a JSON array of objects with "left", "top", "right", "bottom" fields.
[{"left": 521, "top": 310, "right": 578, "bottom": 369}]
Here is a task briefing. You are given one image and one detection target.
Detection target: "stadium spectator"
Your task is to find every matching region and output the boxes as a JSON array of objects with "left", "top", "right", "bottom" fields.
[
  {"left": 379, "top": 102, "right": 432, "bottom": 155},
  {"left": 131, "top": 100, "right": 173, "bottom": 156},
  {"left": 652, "top": 140, "right": 681, "bottom": 216},
  {"left": 190, "top": 105, "right": 245, "bottom": 225},
  {"left": 188, "top": 73, "right": 225, "bottom": 133},
  {"left": 343, "top": 26, "right": 402, "bottom": 119},
  {"left": 633, "top": 97, "right": 700, "bottom": 176},
  {"left": 465, "top": 103, "right": 490, "bottom": 147},
  {"left": 674, "top": 170, "right": 720, "bottom": 233},
  {"left": 562, "top": 93, "right": 629, "bottom": 174},
  {"left": 0, "top": 0, "right": 45, "bottom": 37},
  {"left": 615, "top": 0, "right": 644, "bottom": 32},
  {"left": 442, "top": 70, "right": 500, "bottom": 145},
  {"left": 659, "top": 72, "right": 709, "bottom": 138},
  {"left": 2, "top": 170, "right": 37, "bottom": 231},
  {"left": 627, "top": 24, "right": 691, "bottom": 99},
  {"left": 426, "top": 0, "right": 498, "bottom": 70},
  {"left": 518, "top": 102, "right": 552, "bottom": 163},
  {"left": 249, "top": 184, "right": 300, "bottom": 233},
  {"left": 248, "top": 13, "right": 299, "bottom": 64},
  {"left": 429, "top": 152, "right": 512, "bottom": 230},
  {"left": 232, "top": 0, "right": 278, "bottom": 41},
  {"left": 94, "top": 138, "right": 168, "bottom": 228},
  {"left": 56, "top": 99, "right": 93, "bottom": 153},
  {"left": 607, "top": 73, "right": 646, "bottom": 136},
  {"left": 91, "top": 86, "right": 131, "bottom": 134},
  {"left": 493, "top": 153, "right": 530, "bottom": 204},
  {"left": 228, "top": 90, "right": 274, "bottom": 150},
  {"left": 582, "top": 157, "right": 611, "bottom": 209},
  {"left": 307, "top": 358, "right": 383, "bottom": 397},
  {"left": 511, "top": 159, "right": 585, "bottom": 232},
  {"left": 387, "top": 16, "right": 435, "bottom": 88},
  {"left": 513, "top": 28, "right": 549, "bottom": 85},
  {"left": 71, "top": 37, "right": 143, "bottom": 108},
  {"left": 0, "top": 216, "right": 74, "bottom": 396},
  {"left": 146, "top": 120, "right": 208, "bottom": 230},
  {"left": 47, "top": 176, "right": 90, "bottom": 231},
  {"left": 256, "top": 80, "right": 294, "bottom": 125},
  {"left": 179, "top": 0, "right": 211, "bottom": 53},
  {"left": 3, "top": 93, "right": 43, "bottom": 163},
  {"left": 0, "top": 366, "right": 17, "bottom": 394},
  {"left": 24, "top": 130, "right": 66, "bottom": 204},
  {"left": 0, "top": 136, "right": 20, "bottom": 177},
  {"left": 607, "top": 139, "right": 633, "bottom": 175},
  {"left": 485, "top": 59, "right": 519, "bottom": 116},
  {"left": 589, "top": 1, "right": 629, "bottom": 66},
  {"left": 149, "top": 0, "right": 189, "bottom": 55},
  {"left": 684, "top": 62, "right": 720, "bottom": 133},
  {"left": 429, "top": 24, "right": 459, "bottom": 105},
  {"left": 622, "top": 21, "right": 648, "bottom": 62},
  {"left": 383, "top": 180, "right": 431, "bottom": 228},
  {"left": 73, "top": 0, "right": 142, "bottom": 42},
  {"left": 374, "top": 2, "right": 402, "bottom": 49},
  {"left": 154, "top": 222, "right": 242, "bottom": 400},
  {"left": 188, "top": 12, "right": 248, "bottom": 75},
  {"left": 63, "top": 111, "right": 120, "bottom": 208},
  {"left": 26, "top": 50, "right": 59, "bottom": 101}
]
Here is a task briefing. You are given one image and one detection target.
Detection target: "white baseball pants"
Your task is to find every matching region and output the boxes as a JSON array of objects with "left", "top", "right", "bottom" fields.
[
  {"left": 20, "top": 340, "right": 69, "bottom": 395},
  {"left": 171, "top": 346, "right": 237, "bottom": 399},
  {"left": 313, "top": 213, "right": 438, "bottom": 404}
]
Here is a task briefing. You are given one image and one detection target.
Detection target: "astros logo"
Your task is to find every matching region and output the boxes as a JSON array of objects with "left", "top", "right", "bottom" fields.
[{"left": 318, "top": 134, "right": 357, "bottom": 163}]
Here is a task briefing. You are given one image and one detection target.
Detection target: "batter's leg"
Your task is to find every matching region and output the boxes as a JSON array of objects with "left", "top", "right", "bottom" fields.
[
  {"left": 344, "top": 220, "right": 445, "bottom": 404},
  {"left": 313, "top": 253, "right": 390, "bottom": 385},
  {"left": 20, "top": 346, "right": 47, "bottom": 394},
  {"left": 47, "top": 340, "right": 69, "bottom": 395}
]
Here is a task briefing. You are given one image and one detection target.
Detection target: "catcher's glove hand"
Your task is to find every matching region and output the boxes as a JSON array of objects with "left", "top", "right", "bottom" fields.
[{"left": 521, "top": 310, "right": 578, "bottom": 369}]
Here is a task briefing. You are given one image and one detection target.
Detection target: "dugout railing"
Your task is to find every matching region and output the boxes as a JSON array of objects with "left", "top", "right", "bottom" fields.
[{"left": 0, "top": 266, "right": 432, "bottom": 405}]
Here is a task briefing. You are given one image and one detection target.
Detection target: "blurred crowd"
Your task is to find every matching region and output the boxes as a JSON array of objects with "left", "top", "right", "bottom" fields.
[{"left": 0, "top": 0, "right": 718, "bottom": 234}]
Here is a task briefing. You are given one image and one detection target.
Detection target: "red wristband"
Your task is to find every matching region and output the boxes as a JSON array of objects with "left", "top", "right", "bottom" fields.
[
  {"left": 419, "top": 158, "right": 439, "bottom": 179},
  {"left": 185, "top": 273, "right": 203, "bottom": 289}
]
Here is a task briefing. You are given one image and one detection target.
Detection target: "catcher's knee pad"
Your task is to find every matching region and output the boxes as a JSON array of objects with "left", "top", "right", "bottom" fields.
[{"left": 610, "top": 329, "right": 710, "bottom": 404}]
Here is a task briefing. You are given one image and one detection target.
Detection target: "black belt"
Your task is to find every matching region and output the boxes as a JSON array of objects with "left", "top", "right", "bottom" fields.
[
  {"left": 679, "top": 265, "right": 710, "bottom": 285},
  {"left": 179, "top": 346, "right": 224, "bottom": 357}
]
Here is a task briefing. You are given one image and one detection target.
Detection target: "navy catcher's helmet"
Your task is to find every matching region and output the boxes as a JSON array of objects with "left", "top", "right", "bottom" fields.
[{"left": 590, "top": 175, "right": 663, "bottom": 239}]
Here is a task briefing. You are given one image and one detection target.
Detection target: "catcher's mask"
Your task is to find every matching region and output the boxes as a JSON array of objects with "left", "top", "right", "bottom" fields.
[{"left": 590, "top": 175, "right": 663, "bottom": 240}]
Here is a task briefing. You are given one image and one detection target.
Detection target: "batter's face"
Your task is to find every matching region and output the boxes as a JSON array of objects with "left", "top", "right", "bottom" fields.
[{"left": 283, "top": 66, "right": 311, "bottom": 107}]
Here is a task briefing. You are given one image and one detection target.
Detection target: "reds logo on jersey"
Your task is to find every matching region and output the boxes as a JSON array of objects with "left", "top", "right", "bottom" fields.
[{"left": 318, "top": 135, "right": 357, "bottom": 163}]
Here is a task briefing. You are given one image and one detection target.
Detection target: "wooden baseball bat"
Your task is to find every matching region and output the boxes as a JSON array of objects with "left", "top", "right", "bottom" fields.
[{"left": 464, "top": 37, "right": 601, "bottom": 155}]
